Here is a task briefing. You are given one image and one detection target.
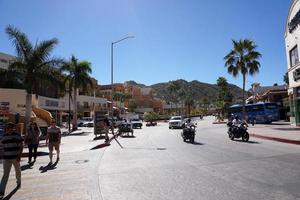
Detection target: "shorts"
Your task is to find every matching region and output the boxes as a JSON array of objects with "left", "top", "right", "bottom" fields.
[{"left": 48, "top": 142, "right": 60, "bottom": 151}]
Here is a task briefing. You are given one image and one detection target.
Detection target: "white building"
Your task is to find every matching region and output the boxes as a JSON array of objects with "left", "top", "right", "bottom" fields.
[
  {"left": 0, "top": 52, "right": 15, "bottom": 70},
  {"left": 285, "top": 0, "right": 300, "bottom": 125}
]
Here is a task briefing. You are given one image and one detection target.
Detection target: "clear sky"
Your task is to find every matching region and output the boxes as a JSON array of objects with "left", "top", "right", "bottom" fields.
[{"left": 0, "top": 0, "right": 292, "bottom": 89}]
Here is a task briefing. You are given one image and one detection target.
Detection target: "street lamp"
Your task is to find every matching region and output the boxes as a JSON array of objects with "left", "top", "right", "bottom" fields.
[{"left": 111, "top": 36, "right": 134, "bottom": 136}]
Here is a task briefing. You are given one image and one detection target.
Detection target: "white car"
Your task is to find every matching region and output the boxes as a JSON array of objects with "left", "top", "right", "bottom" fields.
[
  {"left": 78, "top": 117, "right": 93, "bottom": 127},
  {"left": 130, "top": 118, "right": 143, "bottom": 129},
  {"left": 169, "top": 116, "right": 184, "bottom": 129}
]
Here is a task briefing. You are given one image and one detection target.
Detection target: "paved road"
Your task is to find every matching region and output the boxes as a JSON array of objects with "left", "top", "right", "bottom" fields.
[
  {"left": 1, "top": 118, "right": 300, "bottom": 199},
  {"left": 99, "top": 117, "right": 300, "bottom": 200}
]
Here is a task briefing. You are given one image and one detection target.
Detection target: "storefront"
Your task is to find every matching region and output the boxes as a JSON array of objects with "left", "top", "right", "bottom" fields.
[{"left": 285, "top": 0, "right": 300, "bottom": 125}]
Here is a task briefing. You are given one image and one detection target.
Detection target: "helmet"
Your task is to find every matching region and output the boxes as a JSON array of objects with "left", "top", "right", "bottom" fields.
[{"left": 187, "top": 118, "right": 191, "bottom": 123}]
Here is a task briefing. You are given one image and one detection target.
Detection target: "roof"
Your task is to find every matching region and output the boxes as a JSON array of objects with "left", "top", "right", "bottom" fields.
[{"left": 249, "top": 85, "right": 288, "bottom": 96}]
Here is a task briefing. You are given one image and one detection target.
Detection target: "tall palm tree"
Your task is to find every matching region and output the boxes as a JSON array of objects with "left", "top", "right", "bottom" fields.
[
  {"left": 61, "top": 55, "right": 93, "bottom": 131},
  {"left": 185, "top": 96, "right": 194, "bottom": 117},
  {"left": 5, "top": 25, "right": 63, "bottom": 128},
  {"left": 167, "top": 81, "right": 181, "bottom": 114},
  {"left": 224, "top": 39, "right": 261, "bottom": 119}
]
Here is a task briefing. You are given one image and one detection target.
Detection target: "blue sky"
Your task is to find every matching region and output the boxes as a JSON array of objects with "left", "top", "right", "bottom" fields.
[{"left": 0, "top": 0, "right": 292, "bottom": 89}]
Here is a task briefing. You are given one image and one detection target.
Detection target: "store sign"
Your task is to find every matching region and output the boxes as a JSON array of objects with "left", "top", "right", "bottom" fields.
[
  {"left": 94, "top": 111, "right": 106, "bottom": 136},
  {"left": 289, "top": 9, "right": 300, "bottom": 33},
  {"left": 45, "top": 100, "right": 59, "bottom": 107},
  {"left": 293, "top": 68, "right": 300, "bottom": 81}
]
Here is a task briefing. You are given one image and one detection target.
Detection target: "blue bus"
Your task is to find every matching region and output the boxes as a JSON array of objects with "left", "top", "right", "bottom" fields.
[{"left": 229, "top": 103, "right": 280, "bottom": 124}]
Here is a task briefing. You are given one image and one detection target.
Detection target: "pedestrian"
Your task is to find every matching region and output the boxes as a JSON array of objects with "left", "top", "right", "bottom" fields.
[
  {"left": 25, "top": 122, "right": 40, "bottom": 164},
  {"left": 104, "top": 117, "right": 110, "bottom": 142},
  {"left": 0, "top": 122, "right": 23, "bottom": 199},
  {"left": 46, "top": 120, "right": 61, "bottom": 165}
]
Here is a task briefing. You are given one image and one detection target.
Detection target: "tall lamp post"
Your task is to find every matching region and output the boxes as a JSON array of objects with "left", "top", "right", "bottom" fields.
[{"left": 111, "top": 36, "right": 134, "bottom": 135}]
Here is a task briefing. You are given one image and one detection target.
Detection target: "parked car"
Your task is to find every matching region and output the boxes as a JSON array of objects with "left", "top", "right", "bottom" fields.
[
  {"left": 131, "top": 118, "right": 143, "bottom": 129},
  {"left": 81, "top": 121, "right": 94, "bottom": 127},
  {"left": 146, "top": 121, "right": 157, "bottom": 126},
  {"left": 78, "top": 117, "right": 93, "bottom": 127},
  {"left": 169, "top": 116, "right": 184, "bottom": 129}
]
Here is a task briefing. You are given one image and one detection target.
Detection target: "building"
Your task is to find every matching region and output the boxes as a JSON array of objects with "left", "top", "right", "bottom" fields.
[
  {"left": 98, "top": 83, "right": 164, "bottom": 114},
  {"left": 247, "top": 83, "right": 289, "bottom": 120},
  {"left": 285, "top": 0, "right": 300, "bottom": 125},
  {"left": 0, "top": 88, "right": 108, "bottom": 127},
  {"left": 0, "top": 52, "right": 14, "bottom": 70}
]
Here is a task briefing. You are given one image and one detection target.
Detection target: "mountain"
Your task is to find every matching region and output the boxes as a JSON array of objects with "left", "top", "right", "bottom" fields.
[
  {"left": 125, "top": 80, "right": 147, "bottom": 88},
  {"left": 125, "top": 79, "right": 244, "bottom": 104}
]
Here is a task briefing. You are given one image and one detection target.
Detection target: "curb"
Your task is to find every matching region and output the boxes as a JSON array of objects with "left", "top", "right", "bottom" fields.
[{"left": 249, "top": 133, "right": 300, "bottom": 145}]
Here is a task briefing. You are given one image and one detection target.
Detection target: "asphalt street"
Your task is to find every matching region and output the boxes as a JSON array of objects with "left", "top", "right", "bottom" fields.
[
  {"left": 99, "top": 117, "right": 300, "bottom": 200},
  {"left": 1, "top": 117, "right": 300, "bottom": 200}
]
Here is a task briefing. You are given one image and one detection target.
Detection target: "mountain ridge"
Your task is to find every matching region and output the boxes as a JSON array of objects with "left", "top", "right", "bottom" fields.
[{"left": 125, "top": 79, "right": 243, "bottom": 104}]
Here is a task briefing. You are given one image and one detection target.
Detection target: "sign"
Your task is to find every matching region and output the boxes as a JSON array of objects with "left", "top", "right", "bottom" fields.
[
  {"left": 289, "top": 9, "right": 300, "bottom": 33},
  {"left": 94, "top": 111, "right": 107, "bottom": 136},
  {"left": 293, "top": 68, "right": 300, "bottom": 81}
]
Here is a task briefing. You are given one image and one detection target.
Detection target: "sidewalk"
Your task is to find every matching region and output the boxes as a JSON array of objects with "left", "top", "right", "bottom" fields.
[
  {"left": 248, "top": 121, "right": 300, "bottom": 145},
  {"left": 0, "top": 127, "right": 113, "bottom": 200}
]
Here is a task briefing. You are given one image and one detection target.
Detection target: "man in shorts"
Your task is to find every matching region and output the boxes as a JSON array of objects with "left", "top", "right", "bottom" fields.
[{"left": 46, "top": 120, "right": 61, "bottom": 165}]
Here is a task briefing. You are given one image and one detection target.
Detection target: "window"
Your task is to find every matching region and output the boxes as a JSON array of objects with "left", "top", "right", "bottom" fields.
[{"left": 290, "top": 45, "right": 299, "bottom": 67}]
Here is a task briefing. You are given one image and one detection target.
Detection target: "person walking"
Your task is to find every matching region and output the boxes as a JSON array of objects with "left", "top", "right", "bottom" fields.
[
  {"left": 25, "top": 122, "right": 40, "bottom": 164},
  {"left": 0, "top": 123, "right": 23, "bottom": 199},
  {"left": 46, "top": 120, "right": 61, "bottom": 165}
]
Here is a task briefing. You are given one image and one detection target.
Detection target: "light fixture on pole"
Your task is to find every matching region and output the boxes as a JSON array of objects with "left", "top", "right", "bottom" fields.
[{"left": 110, "top": 35, "right": 135, "bottom": 136}]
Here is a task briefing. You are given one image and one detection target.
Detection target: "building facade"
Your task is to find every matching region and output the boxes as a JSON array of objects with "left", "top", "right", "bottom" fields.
[
  {"left": 0, "top": 52, "right": 14, "bottom": 70},
  {"left": 285, "top": 0, "right": 300, "bottom": 125}
]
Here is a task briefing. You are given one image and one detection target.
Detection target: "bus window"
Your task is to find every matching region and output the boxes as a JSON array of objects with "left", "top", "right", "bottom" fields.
[
  {"left": 265, "top": 103, "right": 278, "bottom": 110},
  {"left": 252, "top": 104, "right": 264, "bottom": 111}
]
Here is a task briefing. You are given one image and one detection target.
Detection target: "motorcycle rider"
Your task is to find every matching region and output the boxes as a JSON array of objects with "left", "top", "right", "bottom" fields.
[
  {"left": 232, "top": 115, "right": 241, "bottom": 125},
  {"left": 184, "top": 118, "right": 194, "bottom": 128}
]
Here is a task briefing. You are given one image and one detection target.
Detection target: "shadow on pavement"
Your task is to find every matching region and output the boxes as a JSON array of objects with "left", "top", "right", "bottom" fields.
[
  {"left": 192, "top": 141, "right": 205, "bottom": 145},
  {"left": 233, "top": 140, "right": 260, "bottom": 144},
  {"left": 93, "top": 135, "right": 106, "bottom": 140},
  {"left": 3, "top": 186, "right": 19, "bottom": 200},
  {"left": 62, "top": 132, "right": 90, "bottom": 137},
  {"left": 21, "top": 151, "right": 49, "bottom": 158},
  {"left": 120, "top": 135, "right": 136, "bottom": 138},
  {"left": 90, "top": 143, "right": 110, "bottom": 150},
  {"left": 39, "top": 160, "right": 59, "bottom": 173}
]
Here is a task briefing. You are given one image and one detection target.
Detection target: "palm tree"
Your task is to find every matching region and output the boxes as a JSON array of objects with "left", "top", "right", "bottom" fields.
[
  {"left": 167, "top": 81, "right": 181, "bottom": 114},
  {"left": 5, "top": 25, "right": 63, "bottom": 128},
  {"left": 61, "top": 55, "right": 93, "bottom": 131},
  {"left": 185, "top": 96, "right": 194, "bottom": 117},
  {"left": 224, "top": 39, "right": 261, "bottom": 119}
]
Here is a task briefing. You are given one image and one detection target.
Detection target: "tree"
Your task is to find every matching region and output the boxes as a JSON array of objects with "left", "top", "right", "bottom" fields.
[
  {"left": 224, "top": 39, "right": 261, "bottom": 119},
  {"left": 284, "top": 72, "right": 289, "bottom": 85},
  {"left": 61, "top": 55, "right": 93, "bottom": 131},
  {"left": 167, "top": 81, "right": 181, "bottom": 114},
  {"left": 5, "top": 25, "right": 63, "bottom": 128},
  {"left": 216, "top": 77, "right": 233, "bottom": 117},
  {"left": 185, "top": 96, "right": 194, "bottom": 117},
  {"left": 128, "top": 99, "right": 138, "bottom": 112},
  {"left": 144, "top": 112, "right": 159, "bottom": 122}
]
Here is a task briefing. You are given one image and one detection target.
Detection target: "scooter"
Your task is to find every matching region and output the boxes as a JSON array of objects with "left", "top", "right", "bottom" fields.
[
  {"left": 227, "top": 121, "right": 249, "bottom": 142},
  {"left": 181, "top": 124, "right": 196, "bottom": 143}
]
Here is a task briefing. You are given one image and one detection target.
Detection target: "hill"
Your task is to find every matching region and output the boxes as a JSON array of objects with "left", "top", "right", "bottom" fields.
[{"left": 125, "top": 79, "right": 243, "bottom": 104}]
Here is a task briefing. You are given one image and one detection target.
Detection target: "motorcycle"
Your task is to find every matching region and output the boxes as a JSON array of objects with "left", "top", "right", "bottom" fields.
[
  {"left": 227, "top": 121, "right": 249, "bottom": 142},
  {"left": 181, "top": 123, "right": 196, "bottom": 143}
]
